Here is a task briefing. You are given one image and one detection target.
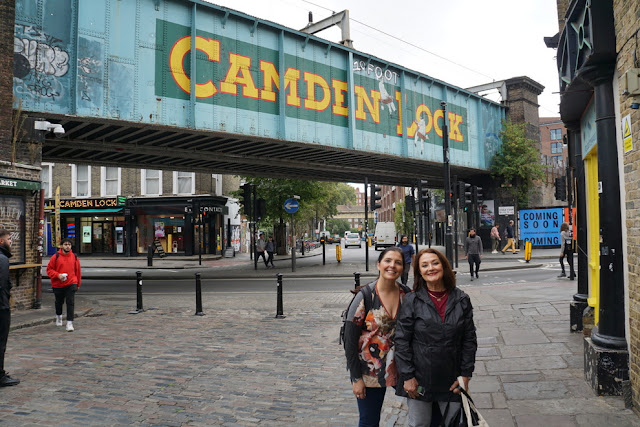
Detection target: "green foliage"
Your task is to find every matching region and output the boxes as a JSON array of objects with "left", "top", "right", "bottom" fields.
[
  {"left": 327, "top": 218, "right": 351, "bottom": 236},
  {"left": 394, "top": 201, "right": 414, "bottom": 237},
  {"left": 232, "top": 178, "right": 356, "bottom": 233},
  {"left": 490, "top": 120, "right": 545, "bottom": 207}
]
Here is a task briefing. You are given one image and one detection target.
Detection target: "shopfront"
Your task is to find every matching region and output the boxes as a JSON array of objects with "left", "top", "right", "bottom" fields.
[
  {"left": 125, "top": 196, "right": 227, "bottom": 257},
  {"left": 44, "top": 197, "right": 127, "bottom": 255}
]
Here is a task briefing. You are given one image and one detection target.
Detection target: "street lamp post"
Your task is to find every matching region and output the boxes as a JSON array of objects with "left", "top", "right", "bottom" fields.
[{"left": 441, "top": 101, "right": 453, "bottom": 266}]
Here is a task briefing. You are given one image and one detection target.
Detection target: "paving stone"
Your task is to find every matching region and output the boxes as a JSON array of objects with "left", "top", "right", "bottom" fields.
[
  {"left": 515, "top": 414, "right": 578, "bottom": 426},
  {"left": 491, "top": 392, "right": 508, "bottom": 409},
  {"left": 501, "top": 328, "right": 550, "bottom": 345},
  {"left": 469, "top": 376, "right": 502, "bottom": 393},
  {"left": 480, "top": 409, "right": 515, "bottom": 427},
  {"left": 498, "top": 343, "right": 569, "bottom": 358},
  {"left": 503, "top": 381, "right": 570, "bottom": 400},
  {"left": 485, "top": 356, "right": 567, "bottom": 374}
]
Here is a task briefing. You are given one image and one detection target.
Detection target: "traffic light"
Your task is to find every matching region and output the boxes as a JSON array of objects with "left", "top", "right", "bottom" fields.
[
  {"left": 555, "top": 176, "right": 567, "bottom": 201},
  {"left": 370, "top": 184, "right": 382, "bottom": 211},
  {"left": 405, "top": 194, "right": 415, "bottom": 212},
  {"left": 459, "top": 181, "right": 471, "bottom": 208},
  {"left": 256, "top": 198, "right": 267, "bottom": 220},
  {"left": 240, "top": 183, "right": 253, "bottom": 219},
  {"left": 420, "top": 180, "right": 429, "bottom": 207},
  {"left": 471, "top": 186, "right": 478, "bottom": 209},
  {"left": 476, "top": 186, "right": 483, "bottom": 204}
]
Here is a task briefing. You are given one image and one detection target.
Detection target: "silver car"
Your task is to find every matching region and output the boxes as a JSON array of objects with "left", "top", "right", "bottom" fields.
[{"left": 345, "top": 233, "right": 362, "bottom": 248}]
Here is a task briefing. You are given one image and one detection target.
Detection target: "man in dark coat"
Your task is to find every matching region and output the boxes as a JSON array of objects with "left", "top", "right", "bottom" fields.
[{"left": 0, "top": 229, "right": 20, "bottom": 386}]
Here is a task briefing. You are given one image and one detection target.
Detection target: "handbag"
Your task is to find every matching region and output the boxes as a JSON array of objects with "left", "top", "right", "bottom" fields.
[{"left": 439, "top": 376, "right": 490, "bottom": 427}]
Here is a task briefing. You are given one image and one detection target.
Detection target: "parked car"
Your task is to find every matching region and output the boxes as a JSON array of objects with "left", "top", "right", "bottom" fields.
[
  {"left": 344, "top": 233, "right": 362, "bottom": 248},
  {"left": 374, "top": 222, "right": 397, "bottom": 250}
]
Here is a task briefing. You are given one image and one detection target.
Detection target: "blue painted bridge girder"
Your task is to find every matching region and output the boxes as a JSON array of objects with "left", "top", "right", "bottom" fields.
[{"left": 13, "top": 0, "right": 505, "bottom": 186}]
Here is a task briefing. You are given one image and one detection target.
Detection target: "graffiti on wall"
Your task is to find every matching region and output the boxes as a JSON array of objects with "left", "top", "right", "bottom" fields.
[
  {"left": 0, "top": 196, "right": 26, "bottom": 264},
  {"left": 13, "top": 24, "right": 69, "bottom": 101}
]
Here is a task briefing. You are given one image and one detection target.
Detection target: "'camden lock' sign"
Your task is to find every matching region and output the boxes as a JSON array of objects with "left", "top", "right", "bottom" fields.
[{"left": 44, "top": 197, "right": 126, "bottom": 211}]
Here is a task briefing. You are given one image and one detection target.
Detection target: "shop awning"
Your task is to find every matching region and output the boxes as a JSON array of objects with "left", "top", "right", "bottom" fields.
[{"left": 59, "top": 208, "right": 123, "bottom": 214}]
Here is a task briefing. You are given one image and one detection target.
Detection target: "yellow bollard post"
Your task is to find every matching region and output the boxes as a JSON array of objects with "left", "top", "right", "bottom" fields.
[
  {"left": 524, "top": 240, "right": 532, "bottom": 263},
  {"left": 368, "top": 237, "right": 372, "bottom": 247},
  {"left": 336, "top": 244, "right": 342, "bottom": 263}
]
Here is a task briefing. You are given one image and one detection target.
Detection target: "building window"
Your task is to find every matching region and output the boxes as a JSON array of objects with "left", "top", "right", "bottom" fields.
[
  {"left": 141, "top": 169, "right": 162, "bottom": 196},
  {"left": 72, "top": 165, "right": 91, "bottom": 197},
  {"left": 101, "top": 167, "right": 121, "bottom": 197},
  {"left": 41, "top": 162, "right": 53, "bottom": 198},
  {"left": 550, "top": 128, "right": 562, "bottom": 140},
  {"left": 552, "top": 155, "right": 563, "bottom": 164},
  {"left": 173, "top": 171, "right": 195, "bottom": 195},
  {"left": 551, "top": 142, "right": 563, "bottom": 154}
]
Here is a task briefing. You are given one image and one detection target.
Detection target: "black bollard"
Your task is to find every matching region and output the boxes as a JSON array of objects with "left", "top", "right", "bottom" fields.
[
  {"left": 322, "top": 238, "right": 326, "bottom": 265},
  {"left": 195, "top": 273, "right": 205, "bottom": 316},
  {"left": 354, "top": 272, "right": 361, "bottom": 290},
  {"left": 129, "top": 271, "right": 144, "bottom": 314},
  {"left": 147, "top": 245, "right": 153, "bottom": 267},
  {"left": 275, "top": 273, "right": 286, "bottom": 318},
  {"left": 301, "top": 239, "right": 305, "bottom": 256}
]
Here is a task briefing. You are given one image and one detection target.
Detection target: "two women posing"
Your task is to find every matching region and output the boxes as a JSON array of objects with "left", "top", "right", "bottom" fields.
[{"left": 344, "top": 247, "right": 478, "bottom": 427}]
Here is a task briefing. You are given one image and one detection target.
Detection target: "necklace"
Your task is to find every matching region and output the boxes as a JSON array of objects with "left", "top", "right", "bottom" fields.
[{"left": 427, "top": 289, "right": 446, "bottom": 301}]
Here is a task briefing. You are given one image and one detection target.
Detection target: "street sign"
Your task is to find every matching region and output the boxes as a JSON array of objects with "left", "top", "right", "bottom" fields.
[
  {"left": 283, "top": 198, "right": 299, "bottom": 213},
  {"left": 498, "top": 206, "right": 514, "bottom": 215}
]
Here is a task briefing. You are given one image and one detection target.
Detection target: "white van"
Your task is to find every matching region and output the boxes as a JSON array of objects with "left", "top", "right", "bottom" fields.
[{"left": 374, "top": 222, "right": 397, "bottom": 250}]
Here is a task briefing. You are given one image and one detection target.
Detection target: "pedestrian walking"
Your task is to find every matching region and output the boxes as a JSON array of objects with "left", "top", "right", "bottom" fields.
[
  {"left": 395, "top": 248, "right": 477, "bottom": 427},
  {"left": 344, "top": 247, "right": 411, "bottom": 427},
  {"left": 255, "top": 233, "right": 268, "bottom": 267},
  {"left": 46, "top": 238, "right": 82, "bottom": 332},
  {"left": 558, "top": 222, "right": 575, "bottom": 280},
  {"left": 265, "top": 236, "right": 276, "bottom": 268},
  {"left": 396, "top": 234, "right": 415, "bottom": 286},
  {"left": 465, "top": 228, "right": 483, "bottom": 281},
  {"left": 0, "top": 229, "right": 20, "bottom": 387},
  {"left": 490, "top": 223, "right": 501, "bottom": 253},
  {"left": 501, "top": 220, "right": 518, "bottom": 254}
]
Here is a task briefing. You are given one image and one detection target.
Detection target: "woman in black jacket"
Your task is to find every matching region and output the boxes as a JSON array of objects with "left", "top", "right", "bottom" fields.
[{"left": 394, "top": 248, "right": 477, "bottom": 426}]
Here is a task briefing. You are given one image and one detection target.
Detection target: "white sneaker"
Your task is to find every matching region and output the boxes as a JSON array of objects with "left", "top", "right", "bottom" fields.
[
  {"left": 56, "top": 315, "right": 63, "bottom": 326},
  {"left": 491, "top": 250, "right": 498, "bottom": 254},
  {"left": 66, "top": 321, "right": 74, "bottom": 332}
]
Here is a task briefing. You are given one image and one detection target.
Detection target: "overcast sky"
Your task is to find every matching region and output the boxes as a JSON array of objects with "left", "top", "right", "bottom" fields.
[{"left": 204, "top": 0, "right": 561, "bottom": 117}]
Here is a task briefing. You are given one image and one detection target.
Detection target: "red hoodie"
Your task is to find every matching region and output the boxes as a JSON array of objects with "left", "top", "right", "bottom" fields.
[{"left": 47, "top": 249, "right": 82, "bottom": 289}]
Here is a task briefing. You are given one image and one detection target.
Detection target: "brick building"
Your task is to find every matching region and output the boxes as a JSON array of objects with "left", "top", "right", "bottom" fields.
[
  {"left": 376, "top": 185, "right": 407, "bottom": 223},
  {"left": 41, "top": 163, "right": 240, "bottom": 257},
  {"left": 548, "top": 0, "right": 640, "bottom": 411},
  {"left": 539, "top": 117, "right": 568, "bottom": 207}
]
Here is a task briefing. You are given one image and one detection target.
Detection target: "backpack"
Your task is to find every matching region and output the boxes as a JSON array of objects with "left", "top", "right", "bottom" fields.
[{"left": 339, "top": 282, "right": 374, "bottom": 348}]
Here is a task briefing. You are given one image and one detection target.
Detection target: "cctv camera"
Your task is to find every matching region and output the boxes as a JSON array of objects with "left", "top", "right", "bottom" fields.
[
  {"left": 52, "top": 124, "right": 65, "bottom": 136},
  {"left": 440, "top": 101, "right": 447, "bottom": 108},
  {"left": 631, "top": 102, "right": 640, "bottom": 110}
]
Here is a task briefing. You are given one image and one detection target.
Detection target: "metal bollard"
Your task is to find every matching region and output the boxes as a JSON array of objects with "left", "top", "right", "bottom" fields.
[
  {"left": 354, "top": 272, "right": 361, "bottom": 290},
  {"left": 195, "top": 273, "right": 205, "bottom": 316},
  {"left": 129, "top": 271, "right": 144, "bottom": 314},
  {"left": 275, "top": 273, "right": 286, "bottom": 318},
  {"left": 322, "top": 238, "right": 326, "bottom": 265},
  {"left": 147, "top": 245, "right": 153, "bottom": 267}
]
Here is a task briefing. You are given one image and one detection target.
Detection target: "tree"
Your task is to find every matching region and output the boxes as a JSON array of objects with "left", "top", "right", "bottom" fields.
[
  {"left": 394, "top": 201, "right": 414, "bottom": 237},
  {"left": 327, "top": 218, "right": 351, "bottom": 236},
  {"left": 490, "top": 120, "right": 545, "bottom": 207}
]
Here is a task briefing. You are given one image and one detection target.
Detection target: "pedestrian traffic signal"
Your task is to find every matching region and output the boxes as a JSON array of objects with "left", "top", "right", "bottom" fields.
[
  {"left": 370, "top": 184, "right": 382, "bottom": 211},
  {"left": 459, "top": 181, "right": 471, "bottom": 206},
  {"left": 405, "top": 194, "right": 415, "bottom": 212},
  {"left": 475, "top": 186, "right": 483, "bottom": 203},
  {"left": 555, "top": 176, "right": 567, "bottom": 201},
  {"left": 240, "top": 183, "right": 253, "bottom": 219}
]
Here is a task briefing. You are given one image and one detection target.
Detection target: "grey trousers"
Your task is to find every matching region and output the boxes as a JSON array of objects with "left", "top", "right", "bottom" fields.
[{"left": 407, "top": 399, "right": 461, "bottom": 427}]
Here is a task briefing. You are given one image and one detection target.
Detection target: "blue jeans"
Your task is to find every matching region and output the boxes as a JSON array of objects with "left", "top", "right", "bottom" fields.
[{"left": 356, "top": 387, "right": 386, "bottom": 427}]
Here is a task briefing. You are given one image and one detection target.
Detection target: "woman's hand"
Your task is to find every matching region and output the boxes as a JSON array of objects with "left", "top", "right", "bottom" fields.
[
  {"left": 404, "top": 377, "right": 419, "bottom": 399},
  {"left": 352, "top": 379, "right": 366, "bottom": 400},
  {"left": 450, "top": 376, "right": 469, "bottom": 395}
]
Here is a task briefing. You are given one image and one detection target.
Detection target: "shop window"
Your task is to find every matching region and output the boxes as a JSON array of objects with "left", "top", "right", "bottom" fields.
[
  {"left": 173, "top": 171, "right": 195, "bottom": 195},
  {"left": 141, "top": 169, "right": 162, "bottom": 195},
  {"left": 550, "top": 128, "right": 562, "bottom": 140},
  {"left": 136, "top": 214, "right": 185, "bottom": 254},
  {"left": 101, "top": 167, "right": 121, "bottom": 197},
  {"left": 72, "top": 164, "right": 91, "bottom": 197},
  {"left": 41, "top": 162, "right": 53, "bottom": 198},
  {"left": 0, "top": 196, "right": 25, "bottom": 264}
]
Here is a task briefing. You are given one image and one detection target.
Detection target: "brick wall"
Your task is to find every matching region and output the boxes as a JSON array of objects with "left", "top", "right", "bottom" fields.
[{"left": 615, "top": 0, "right": 640, "bottom": 412}]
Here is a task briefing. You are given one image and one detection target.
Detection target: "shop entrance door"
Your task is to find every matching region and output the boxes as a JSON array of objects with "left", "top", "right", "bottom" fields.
[{"left": 92, "top": 222, "right": 114, "bottom": 253}]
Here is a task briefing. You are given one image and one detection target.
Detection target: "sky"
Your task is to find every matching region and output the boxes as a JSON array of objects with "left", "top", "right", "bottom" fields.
[{"left": 203, "top": 0, "right": 562, "bottom": 117}]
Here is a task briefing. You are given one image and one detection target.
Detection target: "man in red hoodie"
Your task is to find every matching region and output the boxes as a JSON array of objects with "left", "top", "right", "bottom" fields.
[{"left": 46, "top": 238, "right": 81, "bottom": 332}]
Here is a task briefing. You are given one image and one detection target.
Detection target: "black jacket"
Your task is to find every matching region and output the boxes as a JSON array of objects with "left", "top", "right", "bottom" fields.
[
  {"left": 394, "top": 286, "right": 477, "bottom": 402},
  {"left": 0, "top": 245, "right": 12, "bottom": 310}
]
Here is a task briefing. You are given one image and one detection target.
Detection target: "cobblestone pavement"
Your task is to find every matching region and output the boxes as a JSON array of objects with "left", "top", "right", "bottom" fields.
[{"left": 3, "top": 279, "right": 640, "bottom": 426}]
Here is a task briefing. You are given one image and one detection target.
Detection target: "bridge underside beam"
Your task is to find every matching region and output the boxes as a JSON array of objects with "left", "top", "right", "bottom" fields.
[{"left": 38, "top": 114, "right": 482, "bottom": 187}]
